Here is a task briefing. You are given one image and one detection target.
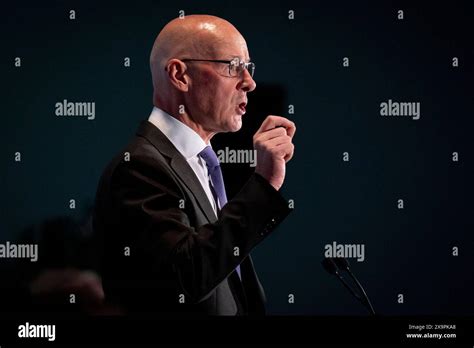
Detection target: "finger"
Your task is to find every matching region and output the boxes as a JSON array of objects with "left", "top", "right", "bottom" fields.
[
  {"left": 273, "top": 142, "right": 294, "bottom": 162},
  {"left": 254, "top": 126, "right": 287, "bottom": 142},
  {"left": 285, "top": 121, "right": 296, "bottom": 139},
  {"left": 284, "top": 143, "right": 295, "bottom": 162},
  {"left": 257, "top": 115, "right": 296, "bottom": 135},
  {"left": 264, "top": 135, "right": 291, "bottom": 149}
]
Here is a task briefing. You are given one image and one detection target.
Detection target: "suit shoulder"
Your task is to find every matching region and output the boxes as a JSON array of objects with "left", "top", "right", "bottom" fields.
[{"left": 97, "top": 133, "right": 178, "bottom": 193}]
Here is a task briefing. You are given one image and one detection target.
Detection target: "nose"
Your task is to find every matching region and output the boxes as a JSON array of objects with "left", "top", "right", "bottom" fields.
[{"left": 238, "top": 68, "right": 256, "bottom": 92}]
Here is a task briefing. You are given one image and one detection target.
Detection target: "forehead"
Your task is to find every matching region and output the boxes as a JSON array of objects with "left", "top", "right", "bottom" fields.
[{"left": 210, "top": 32, "right": 250, "bottom": 61}]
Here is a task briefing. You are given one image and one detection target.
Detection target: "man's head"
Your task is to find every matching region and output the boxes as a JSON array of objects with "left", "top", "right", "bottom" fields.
[{"left": 150, "top": 15, "right": 256, "bottom": 142}]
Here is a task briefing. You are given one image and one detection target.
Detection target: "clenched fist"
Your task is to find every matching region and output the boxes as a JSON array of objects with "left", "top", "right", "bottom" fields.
[{"left": 253, "top": 115, "right": 296, "bottom": 191}]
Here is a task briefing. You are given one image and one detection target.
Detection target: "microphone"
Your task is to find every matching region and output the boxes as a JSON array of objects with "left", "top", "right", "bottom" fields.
[
  {"left": 332, "top": 257, "right": 375, "bottom": 315},
  {"left": 321, "top": 258, "right": 362, "bottom": 301},
  {"left": 322, "top": 257, "right": 376, "bottom": 315}
]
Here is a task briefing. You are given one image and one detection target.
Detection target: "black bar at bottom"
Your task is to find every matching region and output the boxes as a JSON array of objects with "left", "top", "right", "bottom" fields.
[{"left": 0, "top": 315, "right": 472, "bottom": 344}]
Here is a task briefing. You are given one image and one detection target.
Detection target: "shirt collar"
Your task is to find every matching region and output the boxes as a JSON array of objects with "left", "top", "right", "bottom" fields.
[{"left": 148, "top": 106, "right": 208, "bottom": 160}]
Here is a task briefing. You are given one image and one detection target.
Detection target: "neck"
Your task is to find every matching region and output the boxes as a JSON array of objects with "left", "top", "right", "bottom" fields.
[
  {"left": 154, "top": 103, "right": 216, "bottom": 144},
  {"left": 175, "top": 112, "right": 217, "bottom": 144}
]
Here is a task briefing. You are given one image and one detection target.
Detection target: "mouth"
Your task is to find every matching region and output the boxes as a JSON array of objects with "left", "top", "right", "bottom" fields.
[{"left": 237, "top": 102, "right": 247, "bottom": 115}]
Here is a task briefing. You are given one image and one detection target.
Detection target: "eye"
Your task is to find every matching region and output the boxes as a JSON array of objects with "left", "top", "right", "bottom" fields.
[
  {"left": 230, "top": 58, "right": 240, "bottom": 67},
  {"left": 226, "top": 59, "right": 238, "bottom": 76}
]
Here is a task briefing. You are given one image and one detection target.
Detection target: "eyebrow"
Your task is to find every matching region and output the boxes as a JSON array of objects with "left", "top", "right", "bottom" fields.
[{"left": 226, "top": 56, "right": 251, "bottom": 62}]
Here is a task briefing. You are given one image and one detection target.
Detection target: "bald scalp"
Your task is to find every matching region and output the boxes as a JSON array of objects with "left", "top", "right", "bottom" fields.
[{"left": 150, "top": 15, "right": 240, "bottom": 92}]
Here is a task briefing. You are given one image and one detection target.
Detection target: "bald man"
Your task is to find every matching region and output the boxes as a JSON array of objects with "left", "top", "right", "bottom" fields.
[{"left": 93, "top": 15, "right": 295, "bottom": 316}]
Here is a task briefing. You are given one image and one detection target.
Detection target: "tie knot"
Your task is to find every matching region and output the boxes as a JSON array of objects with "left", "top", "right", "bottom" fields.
[{"left": 199, "top": 146, "right": 220, "bottom": 172}]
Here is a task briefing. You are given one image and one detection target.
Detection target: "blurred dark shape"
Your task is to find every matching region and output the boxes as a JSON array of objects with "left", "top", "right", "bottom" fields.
[{"left": 0, "top": 212, "right": 120, "bottom": 315}]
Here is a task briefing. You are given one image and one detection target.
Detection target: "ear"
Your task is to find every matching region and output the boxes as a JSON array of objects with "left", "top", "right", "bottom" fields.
[{"left": 165, "top": 59, "right": 189, "bottom": 92}]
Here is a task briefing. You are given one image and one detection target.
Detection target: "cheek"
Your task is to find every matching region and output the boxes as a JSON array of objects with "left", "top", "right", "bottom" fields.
[
  {"left": 199, "top": 69, "right": 214, "bottom": 85},
  {"left": 192, "top": 70, "right": 237, "bottom": 116},
  {"left": 214, "top": 83, "right": 237, "bottom": 111},
  {"left": 195, "top": 71, "right": 219, "bottom": 104}
]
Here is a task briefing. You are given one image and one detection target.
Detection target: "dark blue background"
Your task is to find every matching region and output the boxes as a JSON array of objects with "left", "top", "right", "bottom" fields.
[{"left": 1, "top": 0, "right": 473, "bottom": 315}]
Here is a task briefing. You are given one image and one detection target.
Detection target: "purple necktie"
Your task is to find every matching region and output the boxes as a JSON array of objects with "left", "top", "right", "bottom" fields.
[{"left": 199, "top": 145, "right": 241, "bottom": 279}]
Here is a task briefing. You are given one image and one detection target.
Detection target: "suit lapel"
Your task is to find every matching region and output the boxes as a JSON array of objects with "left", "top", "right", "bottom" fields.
[
  {"left": 136, "top": 120, "right": 217, "bottom": 223},
  {"left": 169, "top": 155, "right": 217, "bottom": 223}
]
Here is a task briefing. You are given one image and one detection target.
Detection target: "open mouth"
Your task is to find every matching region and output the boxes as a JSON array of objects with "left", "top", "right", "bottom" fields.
[{"left": 238, "top": 102, "right": 247, "bottom": 114}]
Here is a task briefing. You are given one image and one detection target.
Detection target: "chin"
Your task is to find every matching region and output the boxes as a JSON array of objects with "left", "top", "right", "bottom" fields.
[
  {"left": 218, "top": 115, "right": 243, "bottom": 133},
  {"left": 228, "top": 116, "right": 243, "bottom": 132}
]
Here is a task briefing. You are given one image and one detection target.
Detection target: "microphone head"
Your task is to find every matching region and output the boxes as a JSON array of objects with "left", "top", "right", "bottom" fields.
[
  {"left": 333, "top": 257, "right": 350, "bottom": 270},
  {"left": 321, "top": 257, "right": 338, "bottom": 275}
]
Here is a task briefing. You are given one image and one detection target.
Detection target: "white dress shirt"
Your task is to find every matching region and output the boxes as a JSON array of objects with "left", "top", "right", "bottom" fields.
[{"left": 148, "top": 106, "right": 218, "bottom": 216}]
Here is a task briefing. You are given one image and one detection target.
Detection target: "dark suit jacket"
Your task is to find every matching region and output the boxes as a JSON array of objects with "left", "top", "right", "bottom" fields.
[{"left": 92, "top": 120, "right": 291, "bottom": 316}]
